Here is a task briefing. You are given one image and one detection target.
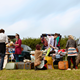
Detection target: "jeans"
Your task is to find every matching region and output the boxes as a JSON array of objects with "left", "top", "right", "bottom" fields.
[
  {"left": 15, "top": 54, "right": 19, "bottom": 62},
  {"left": 67, "top": 56, "right": 76, "bottom": 68},
  {"left": 0, "top": 53, "right": 5, "bottom": 70}
]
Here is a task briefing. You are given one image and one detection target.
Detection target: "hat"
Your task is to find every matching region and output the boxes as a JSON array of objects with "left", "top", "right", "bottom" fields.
[{"left": 68, "top": 35, "right": 74, "bottom": 40}]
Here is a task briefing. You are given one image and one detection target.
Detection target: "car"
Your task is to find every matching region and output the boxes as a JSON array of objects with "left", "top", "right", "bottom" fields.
[
  {"left": 19, "top": 44, "right": 32, "bottom": 61},
  {"left": 9, "top": 44, "right": 32, "bottom": 62}
]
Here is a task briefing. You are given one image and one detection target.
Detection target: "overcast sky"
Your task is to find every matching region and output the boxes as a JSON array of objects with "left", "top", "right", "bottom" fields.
[{"left": 0, "top": 0, "right": 80, "bottom": 38}]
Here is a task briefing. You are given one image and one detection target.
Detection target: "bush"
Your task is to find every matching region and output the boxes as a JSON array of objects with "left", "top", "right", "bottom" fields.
[
  {"left": 60, "top": 36, "right": 68, "bottom": 49},
  {"left": 22, "top": 38, "right": 43, "bottom": 50},
  {"left": 22, "top": 36, "right": 77, "bottom": 50}
]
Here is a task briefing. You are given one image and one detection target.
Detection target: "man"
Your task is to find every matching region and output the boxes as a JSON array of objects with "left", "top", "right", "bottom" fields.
[
  {"left": 0, "top": 29, "right": 8, "bottom": 70},
  {"left": 48, "top": 33, "right": 58, "bottom": 53},
  {"left": 49, "top": 34, "right": 58, "bottom": 48}
]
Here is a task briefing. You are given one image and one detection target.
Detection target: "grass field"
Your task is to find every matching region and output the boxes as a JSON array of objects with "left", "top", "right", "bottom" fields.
[{"left": 0, "top": 65, "right": 80, "bottom": 80}]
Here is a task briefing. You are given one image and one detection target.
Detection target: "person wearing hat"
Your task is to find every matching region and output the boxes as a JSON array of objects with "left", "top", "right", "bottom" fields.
[
  {"left": 34, "top": 44, "right": 47, "bottom": 70},
  {"left": 66, "top": 35, "right": 77, "bottom": 70}
]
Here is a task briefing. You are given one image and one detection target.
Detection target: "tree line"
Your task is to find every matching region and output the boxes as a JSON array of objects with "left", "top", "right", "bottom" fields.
[{"left": 22, "top": 36, "right": 69, "bottom": 50}]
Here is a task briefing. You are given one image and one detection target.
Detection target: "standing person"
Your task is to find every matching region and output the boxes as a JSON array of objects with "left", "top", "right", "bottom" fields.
[
  {"left": 48, "top": 33, "right": 58, "bottom": 51},
  {"left": 76, "top": 38, "right": 80, "bottom": 67},
  {"left": 13, "top": 33, "right": 22, "bottom": 62},
  {"left": 0, "top": 29, "right": 8, "bottom": 70},
  {"left": 56, "top": 34, "right": 61, "bottom": 50},
  {"left": 47, "top": 34, "right": 58, "bottom": 56},
  {"left": 66, "top": 35, "right": 77, "bottom": 70}
]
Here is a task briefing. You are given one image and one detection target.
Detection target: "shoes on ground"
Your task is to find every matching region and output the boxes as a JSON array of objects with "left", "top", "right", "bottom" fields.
[{"left": 67, "top": 68, "right": 71, "bottom": 70}]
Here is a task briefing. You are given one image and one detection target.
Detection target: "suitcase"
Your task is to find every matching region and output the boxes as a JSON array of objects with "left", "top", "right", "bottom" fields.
[
  {"left": 5, "top": 63, "right": 16, "bottom": 70},
  {"left": 15, "top": 62, "right": 34, "bottom": 69},
  {"left": 58, "top": 61, "right": 68, "bottom": 70}
]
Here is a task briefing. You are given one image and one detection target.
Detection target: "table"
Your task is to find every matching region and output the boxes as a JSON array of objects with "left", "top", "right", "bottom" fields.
[{"left": 5, "top": 53, "right": 13, "bottom": 63}]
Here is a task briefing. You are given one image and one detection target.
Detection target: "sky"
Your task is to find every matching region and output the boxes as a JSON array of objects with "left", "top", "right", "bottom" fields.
[{"left": 0, "top": 0, "right": 80, "bottom": 39}]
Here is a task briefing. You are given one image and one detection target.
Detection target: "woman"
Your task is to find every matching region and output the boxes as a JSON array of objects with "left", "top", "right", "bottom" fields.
[
  {"left": 13, "top": 33, "right": 22, "bottom": 62},
  {"left": 34, "top": 44, "right": 47, "bottom": 70},
  {"left": 66, "top": 35, "right": 77, "bottom": 70}
]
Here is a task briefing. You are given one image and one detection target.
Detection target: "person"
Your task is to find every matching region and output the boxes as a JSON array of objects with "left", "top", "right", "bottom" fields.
[
  {"left": 66, "top": 35, "right": 77, "bottom": 70},
  {"left": 48, "top": 33, "right": 58, "bottom": 56},
  {"left": 0, "top": 29, "right": 8, "bottom": 70},
  {"left": 12, "top": 33, "right": 22, "bottom": 62},
  {"left": 76, "top": 38, "right": 80, "bottom": 67},
  {"left": 34, "top": 44, "right": 47, "bottom": 70},
  {"left": 56, "top": 34, "right": 61, "bottom": 50},
  {"left": 41, "top": 36, "right": 48, "bottom": 50}
]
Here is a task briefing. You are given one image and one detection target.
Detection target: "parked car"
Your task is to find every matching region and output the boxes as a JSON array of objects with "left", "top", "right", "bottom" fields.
[
  {"left": 9, "top": 44, "right": 32, "bottom": 62},
  {"left": 19, "top": 44, "right": 32, "bottom": 61}
]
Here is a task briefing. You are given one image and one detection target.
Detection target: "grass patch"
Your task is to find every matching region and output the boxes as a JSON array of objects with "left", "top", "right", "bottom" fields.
[{"left": 0, "top": 65, "right": 80, "bottom": 80}]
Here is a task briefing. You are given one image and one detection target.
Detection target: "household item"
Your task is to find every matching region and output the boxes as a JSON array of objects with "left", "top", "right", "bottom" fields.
[
  {"left": 45, "top": 56, "right": 54, "bottom": 69},
  {"left": 46, "top": 48, "right": 51, "bottom": 57},
  {"left": 15, "top": 62, "right": 34, "bottom": 69},
  {"left": 58, "top": 61, "right": 68, "bottom": 70},
  {"left": 30, "top": 55, "right": 35, "bottom": 62},
  {"left": 5, "top": 63, "right": 16, "bottom": 70},
  {"left": 56, "top": 54, "right": 60, "bottom": 59}
]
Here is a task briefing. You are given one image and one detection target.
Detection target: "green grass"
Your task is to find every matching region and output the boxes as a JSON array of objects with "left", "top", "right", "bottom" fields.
[{"left": 0, "top": 65, "right": 80, "bottom": 80}]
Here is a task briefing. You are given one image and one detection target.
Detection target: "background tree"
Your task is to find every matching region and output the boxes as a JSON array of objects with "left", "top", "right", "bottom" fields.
[{"left": 21, "top": 36, "right": 69, "bottom": 50}]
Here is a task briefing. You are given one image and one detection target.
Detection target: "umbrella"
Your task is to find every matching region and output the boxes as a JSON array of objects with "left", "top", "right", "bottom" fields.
[{"left": 21, "top": 44, "right": 32, "bottom": 51}]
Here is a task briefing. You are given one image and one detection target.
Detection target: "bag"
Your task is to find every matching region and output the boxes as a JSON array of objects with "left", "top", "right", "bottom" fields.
[
  {"left": 15, "top": 62, "right": 34, "bottom": 69},
  {"left": 58, "top": 61, "right": 68, "bottom": 70},
  {"left": 45, "top": 57, "right": 54, "bottom": 69},
  {"left": 5, "top": 63, "right": 16, "bottom": 70},
  {"left": 30, "top": 55, "right": 35, "bottom": 62},
  {"left": 56, "top": 54, "right": 60, "bottom": 59}
]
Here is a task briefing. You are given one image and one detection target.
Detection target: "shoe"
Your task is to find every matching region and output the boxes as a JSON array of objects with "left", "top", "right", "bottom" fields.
[
  {"left": 67, "top": 68, "right": 71, "bottom": 70},
  {"left": 73, "top": 68, "right": 75, "bottom": 70}
]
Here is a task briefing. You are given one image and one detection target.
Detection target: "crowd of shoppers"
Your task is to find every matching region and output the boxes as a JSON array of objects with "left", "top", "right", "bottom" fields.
[{"left": 0, "top": 29, "right": 80, "bottom": 70}]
